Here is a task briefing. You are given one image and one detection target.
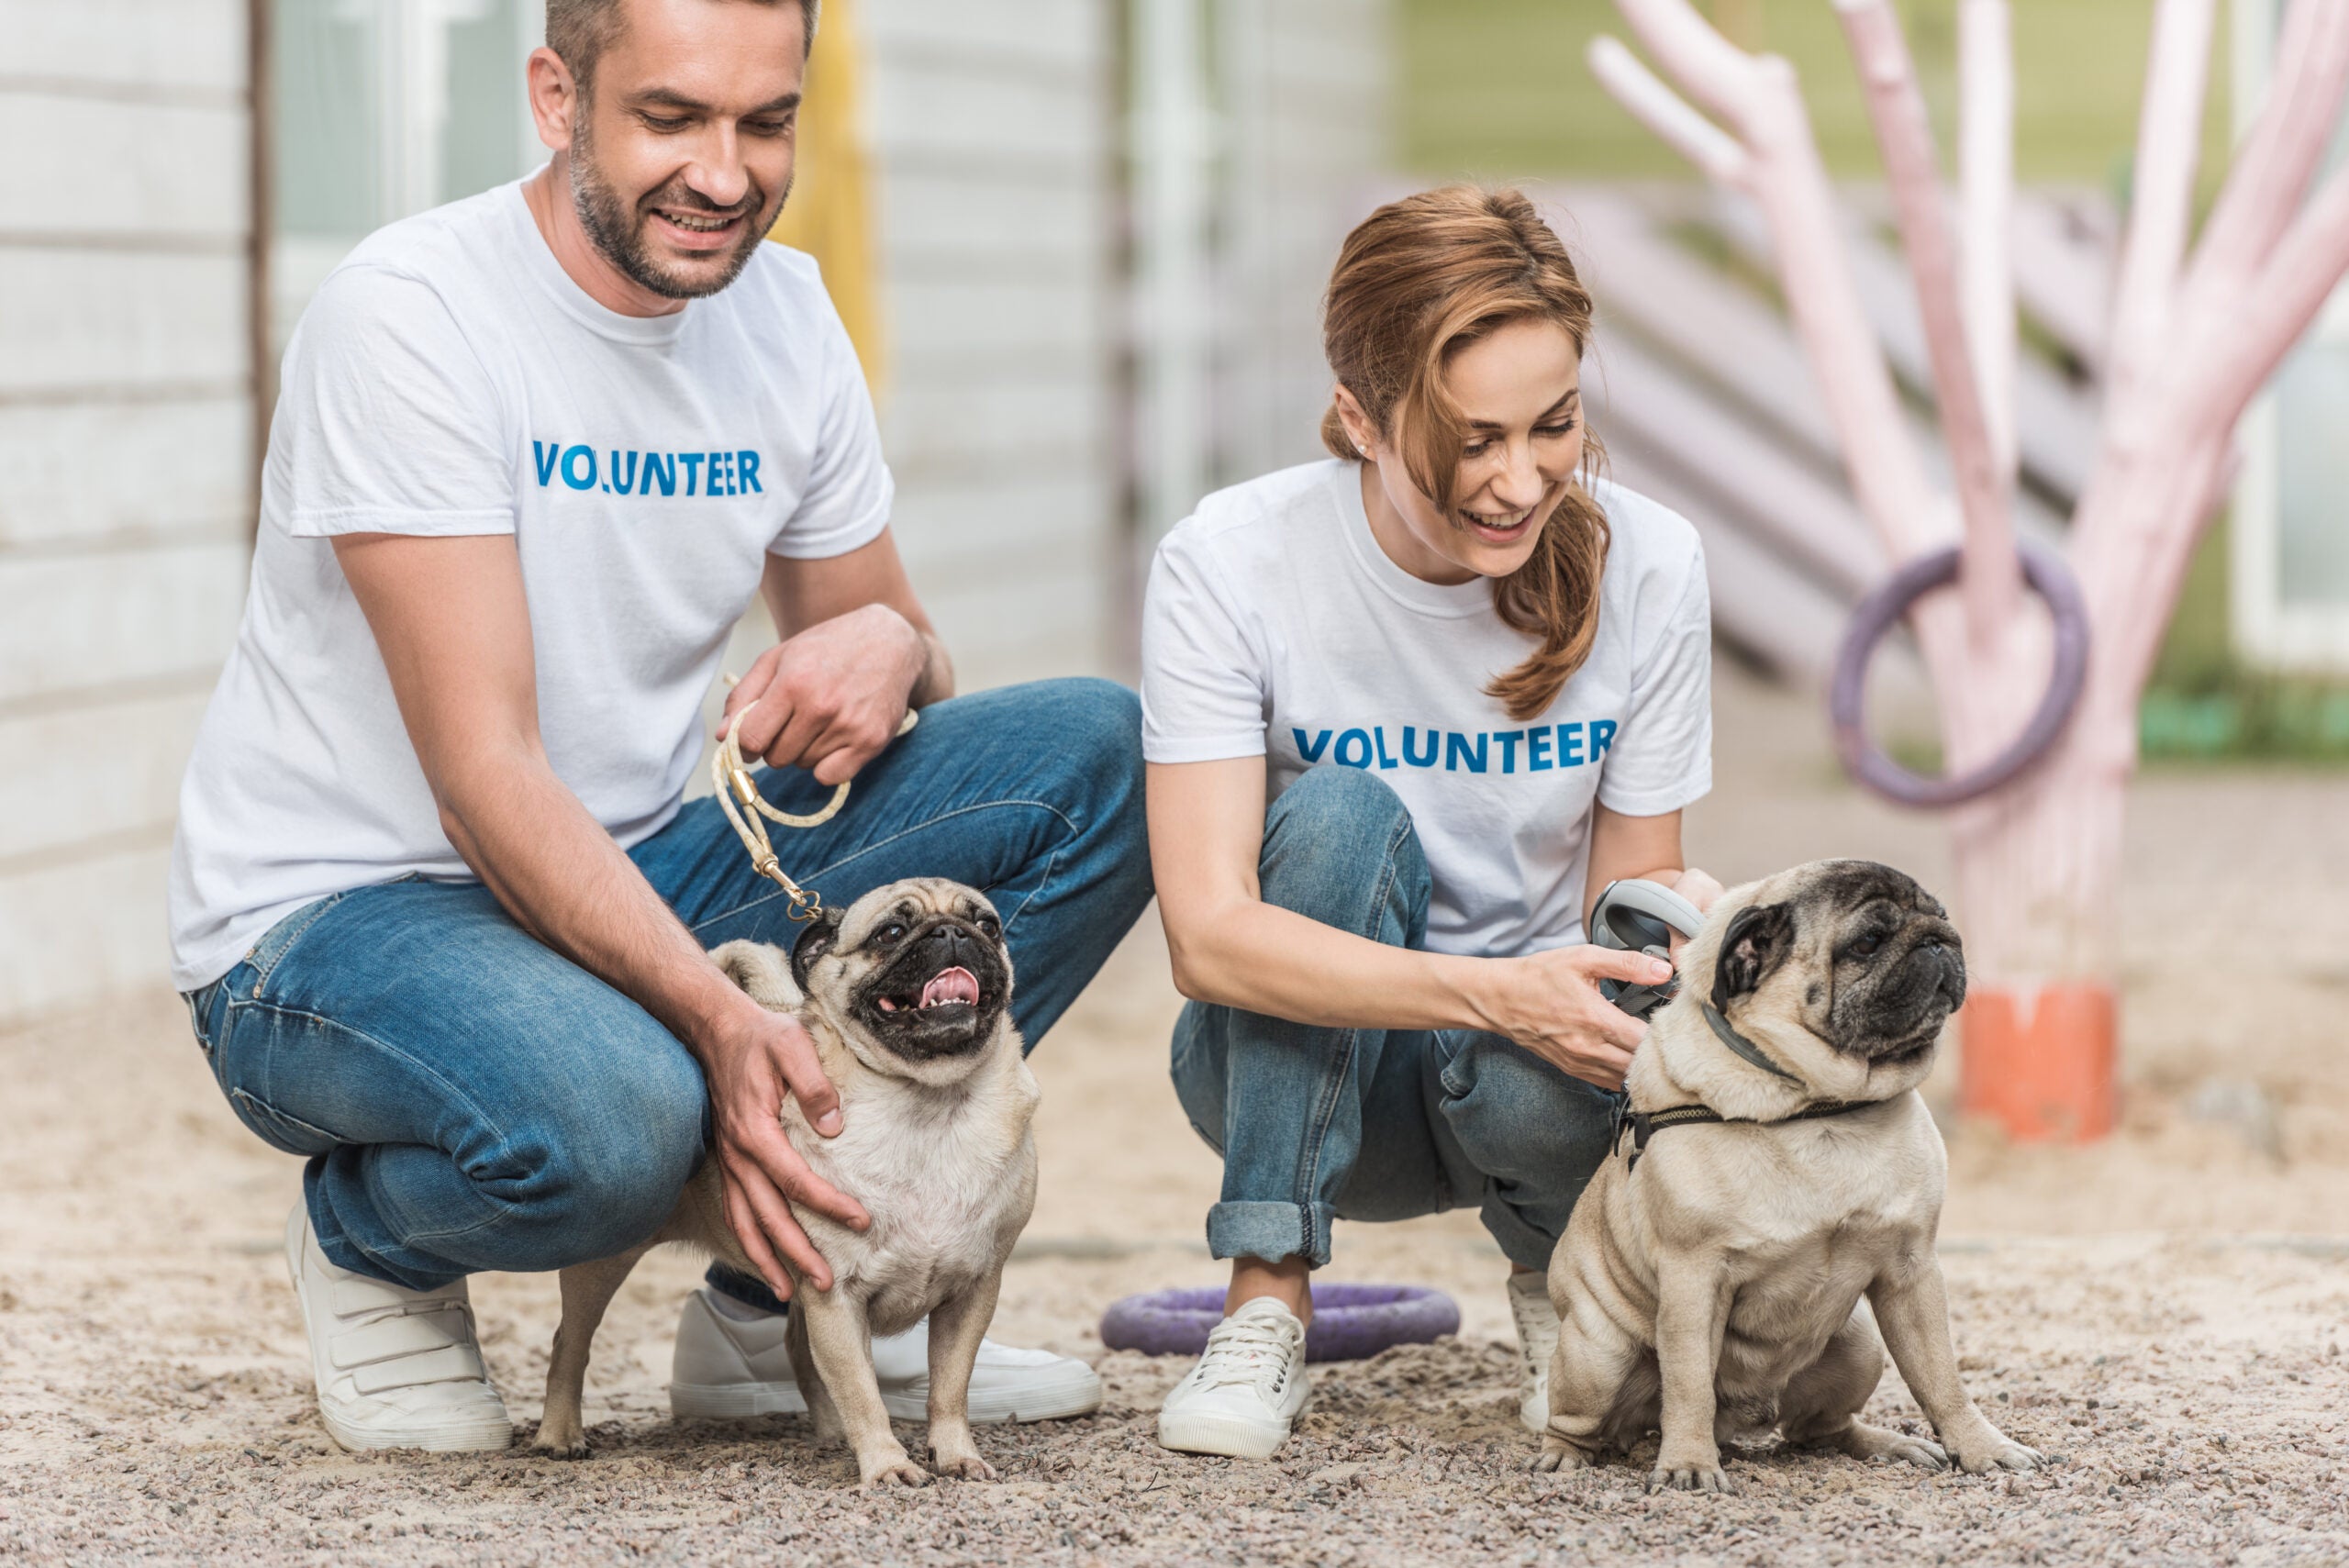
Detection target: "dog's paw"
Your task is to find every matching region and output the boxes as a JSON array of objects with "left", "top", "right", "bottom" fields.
[
  {"left": 530, "top": 1423, "right": 591, "bottom": 1462},
  {"left": 1952, "top": 1431, "right": 2043, "bottom": 1475},
  {"left": 1880, "top": 1434, "right": 1950, "bottom": 1472},
  {"left": 1531, "top": 1437, "right": 1589, "bottom": 1475},
  {"left": 1831, "top": 1420, "right": 1948, "bottom": 1472},
  {"left": 1645, "top": 1463, "right": 1732, "bottom": 1495},
  {"left": 931, "top": 1453, "right": 997, "bottom": 1483},
  {"left": 861, "top": 1459, "right": 931, "bottom": 1491}
]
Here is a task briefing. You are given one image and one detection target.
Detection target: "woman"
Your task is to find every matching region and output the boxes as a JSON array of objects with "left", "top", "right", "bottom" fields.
[{"left": 1141, "top": 186, "right": 1724, "bottom": 1460}]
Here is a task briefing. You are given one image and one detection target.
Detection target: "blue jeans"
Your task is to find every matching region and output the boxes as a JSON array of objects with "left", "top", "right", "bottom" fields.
[
  {"left": 184, "top": 678, "right": 1152, "bottom": 1293},
  {"left": 1169, "top": 767, "right": 1619, "bottom": 1274}
]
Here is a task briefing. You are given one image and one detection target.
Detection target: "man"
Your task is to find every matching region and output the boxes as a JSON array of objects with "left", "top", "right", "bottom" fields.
[{"left": 171, "top": 0, "right": 1151, "bottom": 1452}]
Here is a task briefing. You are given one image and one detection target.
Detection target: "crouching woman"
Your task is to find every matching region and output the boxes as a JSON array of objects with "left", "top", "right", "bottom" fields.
[{"left": 1142, "top": 186, "right": 1723, "bottom": 1459}]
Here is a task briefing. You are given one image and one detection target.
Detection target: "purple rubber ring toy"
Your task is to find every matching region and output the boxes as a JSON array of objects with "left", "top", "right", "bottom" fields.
[
  {"left": 1829, "top": 539, "right": 2091, "bottom": 810},
  {"left": 1098, "top": 1283, "right": 1460, "bottom": 1363}
]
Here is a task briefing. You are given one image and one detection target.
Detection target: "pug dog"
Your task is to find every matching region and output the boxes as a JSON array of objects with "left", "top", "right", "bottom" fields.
[
  {"left": 533, "top": 878, "right": 1040, "bottom": 1489},
  {"left": 1536, "top": 859, "right": 2042, "bottom": 1493}
]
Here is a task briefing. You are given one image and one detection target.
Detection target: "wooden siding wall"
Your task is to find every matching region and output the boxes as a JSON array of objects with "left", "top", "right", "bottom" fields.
[
  {"left": 863, "top": 0, "right": 1117, "bottom": 690},
  {"left": 0, "top": 1, "right": 254, "bottom": 1023},
  {"left": 0, "top": 1, "right": 1391, "bottom": 1015}
]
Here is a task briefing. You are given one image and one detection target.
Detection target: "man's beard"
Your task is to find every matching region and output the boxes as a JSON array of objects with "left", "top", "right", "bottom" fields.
[{"left": 568, "top": 116, "right": 785, "bottom": 300}]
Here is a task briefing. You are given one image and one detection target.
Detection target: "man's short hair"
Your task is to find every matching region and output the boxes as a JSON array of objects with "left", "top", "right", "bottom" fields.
[{"left": 546, "top": 0, "right": 818, "bottom": 95}]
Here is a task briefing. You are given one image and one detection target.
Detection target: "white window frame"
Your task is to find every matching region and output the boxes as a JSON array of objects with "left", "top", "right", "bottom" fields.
[
  {"left": 270, "top": 0, "right": 542, "bottom": 354},
  {"left": 2229, "top": 0, "right": 2349, "bottom": 673}
]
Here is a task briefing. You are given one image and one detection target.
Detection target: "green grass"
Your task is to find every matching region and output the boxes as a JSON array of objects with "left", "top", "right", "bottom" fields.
[
  {"left": 1398, "top": 0, "right": 2232, "bottom": 197},
  {"left": 2140, "top": 517, "right": 2349, "bottom": 762},
  {"left": 2138, "top": 685, "right": 2349, "bottom": 762}
]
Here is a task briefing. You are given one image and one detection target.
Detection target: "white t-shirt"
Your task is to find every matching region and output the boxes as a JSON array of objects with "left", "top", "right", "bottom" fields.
[
  {"left": 168, "top": 181, "right": 892, "bottom": 991},
  {"left": 1141, "top": 459, "right": 1711, "bottom": 959}
]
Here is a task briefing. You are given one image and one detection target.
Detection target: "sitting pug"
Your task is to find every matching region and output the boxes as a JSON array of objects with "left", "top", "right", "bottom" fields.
[
  {"left": 534, "top": 878, "right": 1040, "bottom": 1489},
  {"left": 1537, "top": 859, "right": 2042, "bottom": 1492}
]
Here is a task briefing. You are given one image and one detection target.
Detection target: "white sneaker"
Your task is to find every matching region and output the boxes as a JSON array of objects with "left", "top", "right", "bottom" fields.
[
  {"left": 1155, "top": 1296, "right": 1310, "bottom": 1460},
  {"left": 282, "top": 1202, "right": 512, "bottom": 1452},
  {"left": 668, "top": 1287, "right": 1103, "bottom": 1424},
  {"left": 1508, "top": 1272, "right": 1559, "bottom": 1436}
]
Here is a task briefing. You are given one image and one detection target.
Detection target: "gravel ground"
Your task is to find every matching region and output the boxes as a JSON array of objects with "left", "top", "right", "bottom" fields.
[
  {"left": 5, "top": 1214, "right": 2347, "bottom": 1566},
  {"left": 5, "top": 664, "right": 2347, "bottom": 1565}
]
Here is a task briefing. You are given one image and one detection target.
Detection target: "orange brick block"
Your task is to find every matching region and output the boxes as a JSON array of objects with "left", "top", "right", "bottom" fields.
[{"left": 1958, "top": 983, "right": 2118, "bottom": 1142}]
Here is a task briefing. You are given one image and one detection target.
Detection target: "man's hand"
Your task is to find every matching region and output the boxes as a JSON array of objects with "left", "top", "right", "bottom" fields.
[
  {"left": 700, "top": 1002, "right": 871, "bottom": 1298},
  {"left": 332, "top": 529, "right": 937, "bottom": 1307},
  {"left": 722, "top": 604, "right": 927, "bottom": 787}
]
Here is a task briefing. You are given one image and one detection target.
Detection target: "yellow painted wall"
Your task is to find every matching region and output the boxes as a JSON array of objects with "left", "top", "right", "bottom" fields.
[{"left": 768, "top": 0, "right": 884, "bottom": 397}]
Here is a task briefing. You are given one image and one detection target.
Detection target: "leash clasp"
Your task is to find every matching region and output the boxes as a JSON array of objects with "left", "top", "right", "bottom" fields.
[
  {"left": 707, "top": 698, "right": 920, "bottom": 925},
  {"left": 1609, "top": 1095, "right": 1657, "bottom": 1173}
]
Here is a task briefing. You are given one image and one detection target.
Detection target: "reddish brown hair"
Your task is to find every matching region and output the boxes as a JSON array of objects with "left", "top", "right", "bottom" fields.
[{"left": 1320, "top": 185, "right": 1609, "bottom": 721}]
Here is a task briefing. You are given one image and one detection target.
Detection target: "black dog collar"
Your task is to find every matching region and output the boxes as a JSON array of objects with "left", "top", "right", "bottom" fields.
[
  {"left": 1700, "top": 1002, "right": 1802, "bottom": 1082},
  {"left": 1611, "top": 1006, "right": 1870, "bottom": 1173}
]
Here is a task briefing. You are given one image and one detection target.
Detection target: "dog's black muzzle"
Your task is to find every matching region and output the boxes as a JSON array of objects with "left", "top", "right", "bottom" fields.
[
  {"left": 911, "top": 921, "right": 994, "bottom": 980},
  {"left": 1839, "top": 930, "right": 1965, "bottom": 1062},
  {"left": 857, "top": 917, "right": 1012, "bottom": 1060}
]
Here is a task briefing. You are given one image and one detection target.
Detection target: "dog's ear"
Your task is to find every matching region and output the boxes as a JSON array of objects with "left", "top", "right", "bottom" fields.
[
  {"left": 790, "top": 906, "right": 845, "bottom": 993},
  {"left": 1710, "top": 902, "right": 1796, "bottom": 1013}
]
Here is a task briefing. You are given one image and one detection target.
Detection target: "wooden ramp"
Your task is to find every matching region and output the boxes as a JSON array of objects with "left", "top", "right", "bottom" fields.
[{"left": 1532, "top": 181, "right": 2114, "bottom": 693}]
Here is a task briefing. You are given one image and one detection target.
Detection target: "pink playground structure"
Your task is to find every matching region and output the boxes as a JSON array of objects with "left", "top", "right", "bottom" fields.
[{"left": 1591, "top": 0, "right": 2349, "bottom": 1140}]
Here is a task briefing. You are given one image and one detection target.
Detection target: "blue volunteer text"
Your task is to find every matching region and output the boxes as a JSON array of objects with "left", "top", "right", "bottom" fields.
[
  {"left": 531, "top": 441, "right": 765, "bottom": 498},
  {"left": 1292, "top": 721, "right": 1618, "bottom": 774}
]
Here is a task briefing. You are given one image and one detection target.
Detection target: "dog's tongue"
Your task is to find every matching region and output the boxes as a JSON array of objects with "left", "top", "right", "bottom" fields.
[{"left": 919, "top": 967, "right": 981, "bottom": 1008}]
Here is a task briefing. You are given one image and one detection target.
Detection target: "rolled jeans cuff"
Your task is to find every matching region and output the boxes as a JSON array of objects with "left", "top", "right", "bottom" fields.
[{"left": 1206, "top": 1199, "right": 1335, "bottom": 1270}]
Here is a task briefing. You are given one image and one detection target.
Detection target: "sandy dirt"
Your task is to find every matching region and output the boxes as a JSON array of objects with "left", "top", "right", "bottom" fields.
[{"left": 4, "top": 662, "right": 2347, "bottom": 1565}]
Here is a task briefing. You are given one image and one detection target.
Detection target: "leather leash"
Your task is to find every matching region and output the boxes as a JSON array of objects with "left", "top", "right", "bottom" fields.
[{"left": 708, "top": 684, "right": 918, "bottom": 923}]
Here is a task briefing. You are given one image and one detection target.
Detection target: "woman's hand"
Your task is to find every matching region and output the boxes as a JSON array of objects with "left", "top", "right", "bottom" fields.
[
  {"left": 1650, "top": 865, "right": 1725, "bottom": 962},
  {"left": 1661, "top": 865, "right": 1725, "bottom": 914},
  {"left": 1479, "top": 944, "right": 1676, "bottom": 1091}
]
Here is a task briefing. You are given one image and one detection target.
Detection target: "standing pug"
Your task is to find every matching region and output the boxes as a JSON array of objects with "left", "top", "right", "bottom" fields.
[
  {"left": 1538, "top": 860, "right": 2043, "bottom": 1492},
  {"left": 535, "top": 879, "right": 1040, "bottom": 1489}
]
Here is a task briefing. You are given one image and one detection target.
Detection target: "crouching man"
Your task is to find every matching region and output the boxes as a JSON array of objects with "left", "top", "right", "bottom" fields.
[{"left": 170, "top": 0, "right": 1150, "bottom": 1451}]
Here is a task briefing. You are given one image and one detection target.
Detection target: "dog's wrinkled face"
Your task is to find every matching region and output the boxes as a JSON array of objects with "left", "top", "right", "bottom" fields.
[
  {"left": 791, "top": 878, "right": 1014, "bottom": 1071},
  {"left": 1707, "top": 859, "right": 1965, "bottom": 1073}
]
